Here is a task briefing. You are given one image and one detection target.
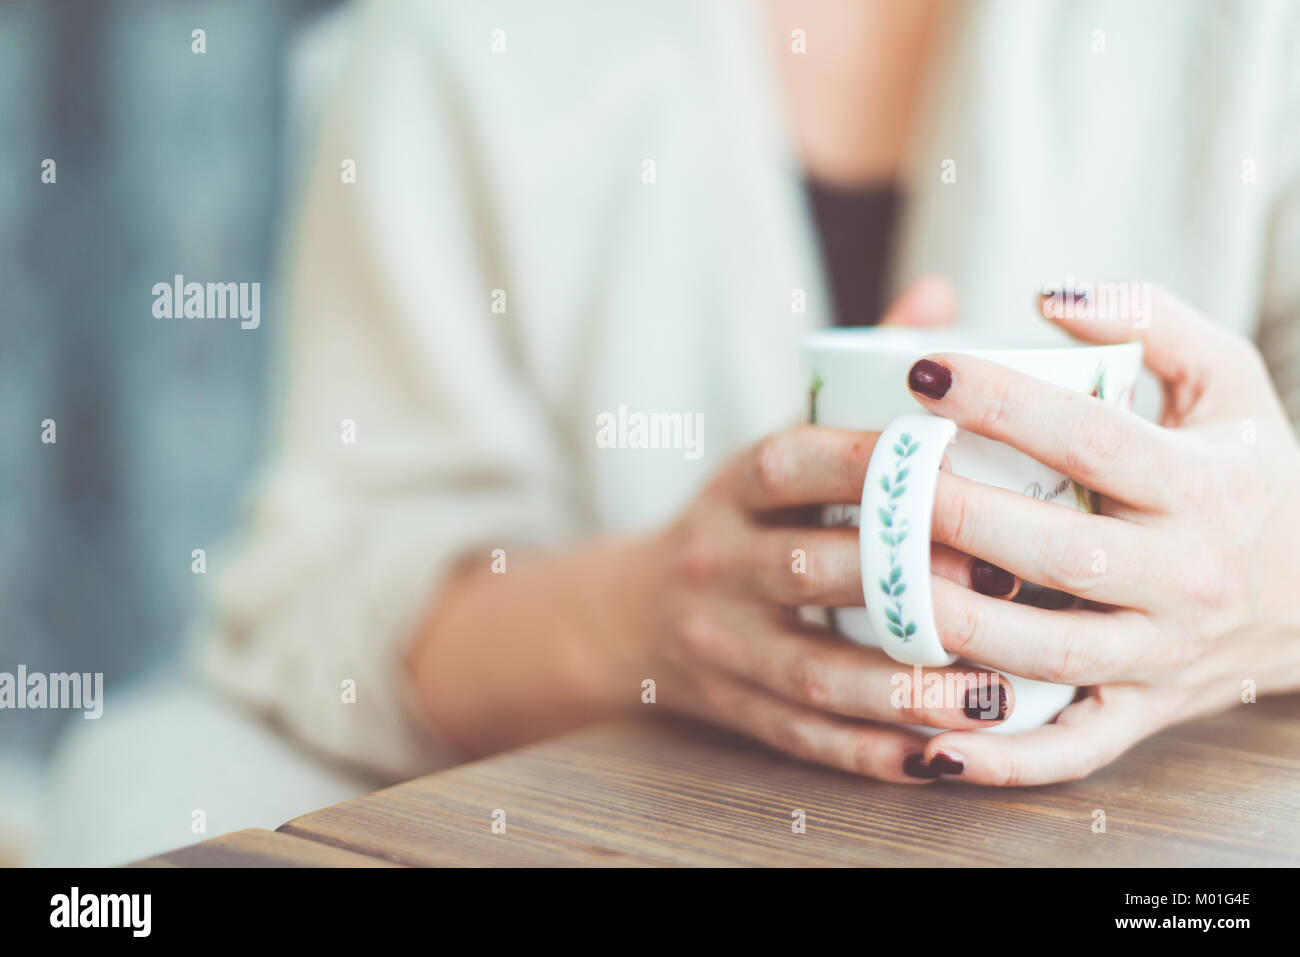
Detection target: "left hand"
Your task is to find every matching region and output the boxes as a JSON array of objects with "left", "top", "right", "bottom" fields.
[{"left": 904, "top": 284, "right": 1300, "bottom": 785}]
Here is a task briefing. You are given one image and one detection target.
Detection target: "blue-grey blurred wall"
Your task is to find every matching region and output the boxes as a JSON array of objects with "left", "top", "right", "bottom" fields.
[{"left": 0, "top": 0, "right": 343, "bottom": 762}]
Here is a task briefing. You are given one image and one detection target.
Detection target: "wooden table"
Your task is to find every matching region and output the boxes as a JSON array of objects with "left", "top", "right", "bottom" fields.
[{"left": 136, "top": 694, "right": 1300, "bottom": 867}]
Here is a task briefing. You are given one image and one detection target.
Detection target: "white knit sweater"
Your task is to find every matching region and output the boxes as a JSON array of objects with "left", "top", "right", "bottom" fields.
[{"left": 198, "top": 0, "right": 1300, "bottom": 778}]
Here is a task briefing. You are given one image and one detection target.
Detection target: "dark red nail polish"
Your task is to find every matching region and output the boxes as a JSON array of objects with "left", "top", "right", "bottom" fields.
[
  {"left": 907, "top": 359, "right": 952, "bottom": 399},
  {"left": 931, "top": 750, "right": 965, "bottom": 776},
  {"left": 903, "top": 753, "right": 941, "bottom": 779},
  {"left": 971, "top": 560, "right": 1016, "bottom": 597},
  {"left": 1042, "top": 288, "right": 1088, "bottom": 304},
  {"left": 964, "top": 682, "right": 1008, "bottom": 721}
]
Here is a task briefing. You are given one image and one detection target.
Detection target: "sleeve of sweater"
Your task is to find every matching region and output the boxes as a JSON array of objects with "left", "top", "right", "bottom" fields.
[
  {"left": 195, "top": 0, "right": 586, "bottom": 780},
  {"left": 1254, "top": 7, "right": 1300, "bottom": 430}
]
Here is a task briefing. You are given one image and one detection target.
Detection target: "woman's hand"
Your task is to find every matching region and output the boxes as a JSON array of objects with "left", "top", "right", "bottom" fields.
[
  {"left": 610, "top": 277, "right": 1017, "bottom": 782},
  {"left": 902, "top": 284, "right": 1300, "bottom": 785},
  {"left": 631, "top": 422, "right": 1017, "bottom": 782}
]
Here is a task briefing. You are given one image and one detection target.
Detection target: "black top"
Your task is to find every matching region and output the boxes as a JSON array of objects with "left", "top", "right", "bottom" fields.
[{"left": 804, "top": 178, "right": 901, "bottom": 327}]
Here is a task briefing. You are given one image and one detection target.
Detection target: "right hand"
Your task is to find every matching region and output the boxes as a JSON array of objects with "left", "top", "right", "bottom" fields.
[{"left": 628, "top": 279, "right": 1023, "bottom": 782}]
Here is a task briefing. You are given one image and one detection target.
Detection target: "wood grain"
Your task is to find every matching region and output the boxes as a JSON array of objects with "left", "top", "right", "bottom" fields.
[
  {"left": 131, "top": 828, "right": 405, "bottom": 868},
  {"left": 271, "top": 694, "right": 1300, "bottom": 867}
]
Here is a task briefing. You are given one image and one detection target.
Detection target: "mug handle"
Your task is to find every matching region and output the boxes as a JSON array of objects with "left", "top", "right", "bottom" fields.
[{"left": 860, "top": 413, "right": 959, "bottom": 667}]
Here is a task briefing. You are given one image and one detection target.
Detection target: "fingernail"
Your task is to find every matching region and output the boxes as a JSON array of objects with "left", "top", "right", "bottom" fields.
[
  {"left": 963, "top": 682, "right": 1008, "bottom": 721},
  {"left": 907, "top": 359, "right": 952, "bottom": 399},
  {"left": 903, "top": 752, "right": 941, "bottom": 779},
  {"left": 1041, "top": 288, "right": 1088, "bottom": 303},
  {"left": 1041, "top": 288, "right": 1088, "bottom": 317},
  {"left": 971, "top": 560, "right": 1016, "bottom": 597},
  {"left": 931, "top": 750, "right": 966, "bottom": 776}
]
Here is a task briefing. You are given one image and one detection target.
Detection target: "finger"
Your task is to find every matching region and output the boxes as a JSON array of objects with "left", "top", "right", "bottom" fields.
[
  {"left": 931, "top": 542, "right": 1021, "bottom": 600},
  {"left": 906, "top": 352, "right": 1178, "bottom": 510},
  {"left": 879, "top": 276, "right": 958, "bottom": 327},
  {"left": 728, "top": 526, "right": 1021, "bottom": 607},
  {"left": 1039, "top": 284, "right": 1255, "bottom": 411},
  {"left": 930, "top": 576, "right": 1162, "bottom": 685},
  {"left": 923, "top": 684, "right": 1152, "bottom": 786},
  {"left": 687, "top": 672, "right": 943, "bottom": 783},
  {"left": 684, "top": 610, "right": 1014, "bottom": 729},
  {"left": 932, "top": 471, "right": 1153, "bottom": 608},
  {"left": 735, "top": 526, "right": 864, "bottom": 605},
  {"left": 730, "top": 426, "right": 880, "bottom": 512}
]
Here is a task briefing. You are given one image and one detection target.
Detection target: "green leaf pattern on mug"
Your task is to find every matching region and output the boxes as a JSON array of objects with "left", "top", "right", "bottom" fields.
[{"left": 878, "top": 434, "right": 920, "bottom": 643}]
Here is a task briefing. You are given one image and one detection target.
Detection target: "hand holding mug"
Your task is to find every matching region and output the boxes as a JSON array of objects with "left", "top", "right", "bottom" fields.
[
  {"left": 898, "top": 285, "right": 1300, "bottom": 785},
  {"left": 630, "top": 280, "right": 1019, "bottom": 782},
  {"left": 805, "top": 321, "right": 1143, "bottom": 735}
]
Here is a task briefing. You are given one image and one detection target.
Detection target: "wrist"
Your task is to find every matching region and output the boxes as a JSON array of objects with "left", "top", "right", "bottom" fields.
[{"left": 565, "top": 533, "right": 667, "bottom": 713}]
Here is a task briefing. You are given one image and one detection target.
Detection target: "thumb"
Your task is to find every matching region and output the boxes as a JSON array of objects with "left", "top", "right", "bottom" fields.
[{"left": 879, "top": 276, "right": 958, "bottom": 328}]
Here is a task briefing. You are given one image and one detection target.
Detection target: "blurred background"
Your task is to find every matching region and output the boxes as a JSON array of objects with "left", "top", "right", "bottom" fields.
[{"left": 0, "top": 0, "right": 346, "bottom": 859}]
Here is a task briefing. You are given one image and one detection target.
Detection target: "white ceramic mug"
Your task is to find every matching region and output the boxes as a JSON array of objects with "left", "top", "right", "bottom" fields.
[{"left": 803, "top": 328, "right": 1143, "bottom": 733}]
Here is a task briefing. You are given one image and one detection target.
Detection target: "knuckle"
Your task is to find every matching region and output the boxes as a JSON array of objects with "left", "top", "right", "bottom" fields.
[
  {"left": 786, "top": 552, "right": 829, "bottom": 602},
  {"left": 897, "top": 704, "right": 941, "bottom": 728},
  {"left": 1040, "top": 641, "right": 1077, "bottom": 685},
  {"left": 677, "top": 527, "right": 723, "bottom": 585},
  {"left": 1038, "top": 537, "right": 1099, "bottom": 595},
  {"left": 940, "top": 593, "right": 983, "bottom": 657},
  {"left": 768, "top": 714, "right": 815, "bottom": 758},
  {"left": 974, "top": 377, "right": 1026, "bottom": 438},
  {"left": 933, "top": 485, "right": 981, "bottom": 552},
  {"left": 1039, "top": 624, "right": 1094, "bottom": 684},
  {"left": 786, "top": 653, "right": 831, "bottom": 705},
  {"left": 840, "top": 433, "right": 875, "bottom": 491},
  {"left": 1062, "top": 403, "right": 1125, "bottom": 485},
  {"left": 1177, "top": 459, "right": 1229, "bottom": 512},
  {"left": 987, "top": 751, "right": 1028, "bottom": 787},
  {"left": 1181, "top": 550, "right": 1251, "bottom": 620},
  {"left": 1159, "top": 621, "right": 1198, "bottom": 674},
  {"left": 676, "top": 610, "right": 717, "bottom": 657},
  {"left": 752, "top": 435, "right": 793, "bottom": 498},
  {"left": 850, "top": 732, "right": 885, "bottom": 776},
  {"left": 891, "top": 694, "right": 924, "bottom": 724}
]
